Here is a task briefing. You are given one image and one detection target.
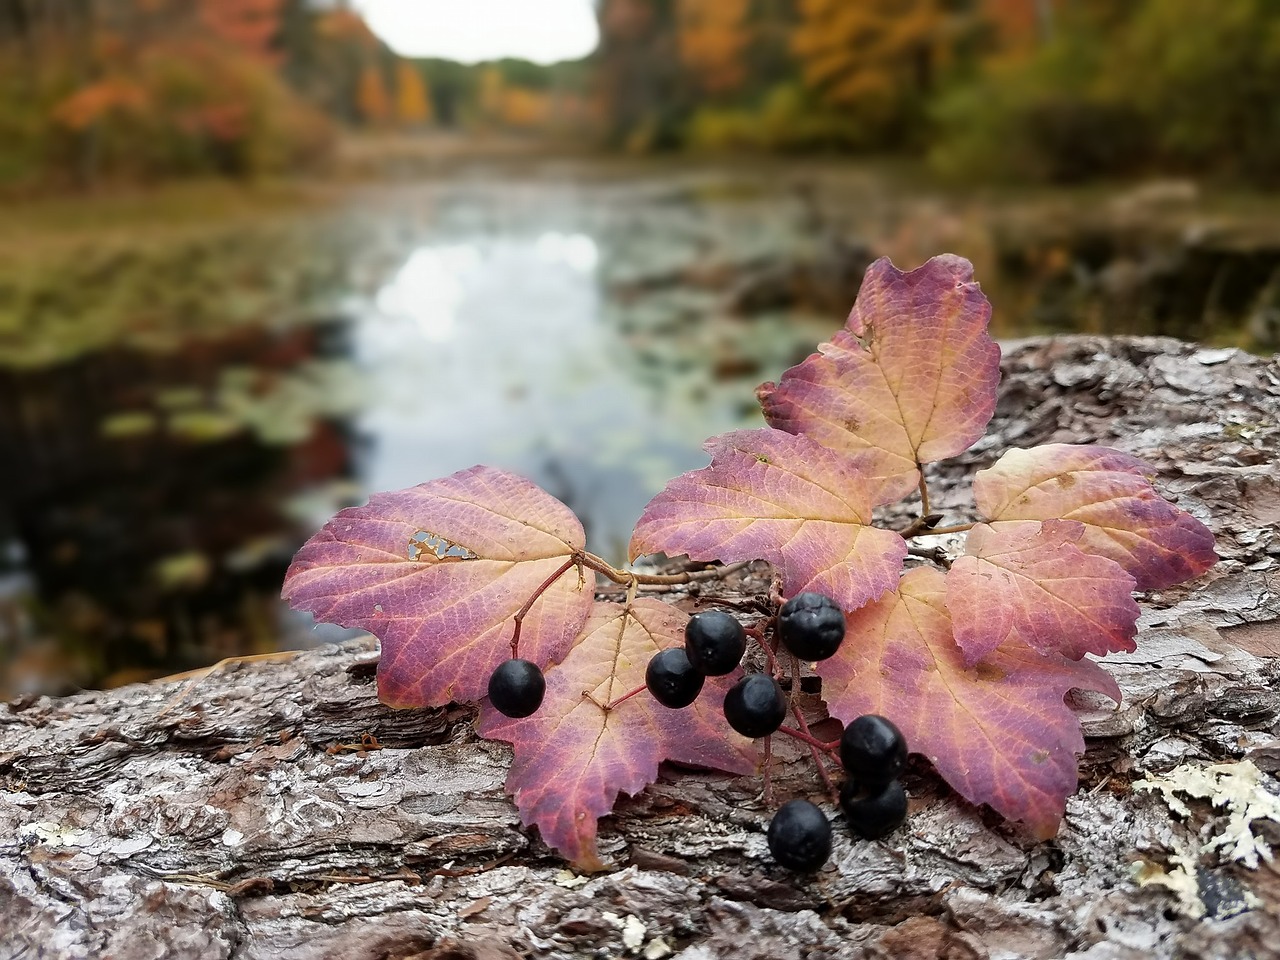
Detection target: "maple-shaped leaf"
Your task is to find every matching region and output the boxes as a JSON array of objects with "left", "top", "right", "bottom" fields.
[
  {"left": 629, "top": 428, "right": 908, "bottom": 609},
  {"left": 819, "top": 567, "right": 1120, "bottom": 838},
  {"left": 478, "top": 598, "right": 755, "bottom": 869},
  {"left": 946, "top": 519, "right": 1139, "bottom": 664},
  {"left": 757, "top": 255, "right": 1001, "bottom": 504},
  {"left": 973, "top": 444, "right": 1217, "bottom": 591},
  {"left": 281, "top": 466, "right": 595, "bottom": 708}
]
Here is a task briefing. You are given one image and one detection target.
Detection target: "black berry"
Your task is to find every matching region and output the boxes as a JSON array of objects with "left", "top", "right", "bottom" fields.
[
  {"left": 839, "top": 714, "right": 907, "bottom": 789},
  {"left": 840, "top": 778, "right": 908, "bottom": 840},
  {"left": 723, "top": 674, "right": 787, "bottom": 738},
  {"left": 488, "top": 659, "right": 546, "bottom": 718},
  {"left": 646, "top": 648, "right": 705, "bottom": 708},
  {"left": 684, "top": 611, "right": 747, "bottom": 675},
  {"left": 778, "top": 592, "right": 846, "bottom": 661},
  {"left": 767, "top": 798, "right": 832, "bottom": 871}
]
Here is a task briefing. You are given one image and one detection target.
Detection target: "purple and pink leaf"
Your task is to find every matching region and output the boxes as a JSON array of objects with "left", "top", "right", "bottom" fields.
[
  {"left": 281, "top": 466, "right": 595, "bottom": 708},
  {"left": 629, "top": 428, "right": 907, "bottom": 611},
  {"left": 758, "top": 255, "right": 1002, "bottom": 505},
  {"left": 479, "top": 598, "right": 755, "bottom": 869},
  {"left": 820, "top": 567, "right": 1121, "bottom": 838},
  {"left": 973, "top": 444, "right": 1217, "bottom": 590},
  {"left": 946, "top": 519, "right": 1139, "bottom": 664}
]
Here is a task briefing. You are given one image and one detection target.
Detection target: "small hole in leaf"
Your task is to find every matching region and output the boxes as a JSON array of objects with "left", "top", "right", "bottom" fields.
[{"left": 408, "top": 530, "right": 478, "bottom": 562}]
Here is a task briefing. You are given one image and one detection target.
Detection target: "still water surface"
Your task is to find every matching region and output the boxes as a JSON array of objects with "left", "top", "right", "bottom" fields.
[{"left": 0, "top": 172, "right": 836, "bottom": 692}]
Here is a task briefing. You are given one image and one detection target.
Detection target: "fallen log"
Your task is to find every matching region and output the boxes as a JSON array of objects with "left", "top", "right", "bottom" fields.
[{"left": 2, "top": 336, "right": 1278, "bottom": 960}]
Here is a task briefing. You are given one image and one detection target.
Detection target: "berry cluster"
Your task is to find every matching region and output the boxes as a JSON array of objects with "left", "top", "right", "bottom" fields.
[
  {"left": 648, "top": 594, "right": 847, "bottom": 738},
  {"left": 486, "top": 589, "right": 910, "bottom": 876},
  {"left": 648, "top": 609, "right": 749, "bottom": 708},
  {"left": 767, "top": 714, "right": 910, "bottom": 871}
]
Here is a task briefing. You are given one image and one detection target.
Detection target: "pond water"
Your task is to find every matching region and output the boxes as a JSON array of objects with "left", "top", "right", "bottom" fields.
[{"left": 1, "top": 166, "right": 1275, "bottom": 694}]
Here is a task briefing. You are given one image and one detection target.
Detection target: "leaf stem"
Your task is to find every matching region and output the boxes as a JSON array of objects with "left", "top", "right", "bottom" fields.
[
  {"left": 917, "top": 467, "right": 932, "bottom": 517},
  {"left": 913, "top": 523, "right": 976, "bottom": 537},
  {"left": 582, "top": 554, "right": 753, "bottom": 587},
  {"left": 762, "top": 734, "right": 774, "bottom": 806},
  {"left": 788, "top": 704, "right": 842, "bottom": 805},
  {"left": 897, "top": 513, "right": 945, "bottom": 538},
  {"left": 747, "top": 625, "right": 781, "bottom": 678},
  {"left": 509, "top": 556, "right": 579, "bottom": 657},
  {"left": 775, "top": 723, "right": 839, "bottom": 757},
  {"left": 604, "top": 683, "right": 647, "bottom": 710},
  {"left": 906, "top": 545, "right": 953, "bottom": 570}
]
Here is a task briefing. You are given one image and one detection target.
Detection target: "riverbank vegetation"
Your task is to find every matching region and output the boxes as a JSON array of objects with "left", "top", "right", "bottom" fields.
[
  {"left": 593, "top": 0, "right": 1280, "bottom": 187},
  {"left": 4, "top": 1, "right": 1279, "bottom": 194}
]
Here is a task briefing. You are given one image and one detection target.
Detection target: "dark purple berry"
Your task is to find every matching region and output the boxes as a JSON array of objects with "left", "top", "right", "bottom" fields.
[
  {"left": 684, "top": 611, "right": 747, "bottom": 675},
  {"left": 839, "top": 714, "right": 907, "bottom": 789},
  {"left": 839, "top": 778, "right": 908, "bottom": 840},
  {"left": 778, "top": 592, "right": 846, "bottom": 661},
  {"left": 646, "top": 648, "right": 704, "bottom": 708},
  {"left": 488, "top": 659, "right": 545, "bottom": 718},
  {"left": 767, "top": 798, "right": 832, "bottom": 871},
  {"left": 723, "top": 674, "right": 787, "bottom": 738}
]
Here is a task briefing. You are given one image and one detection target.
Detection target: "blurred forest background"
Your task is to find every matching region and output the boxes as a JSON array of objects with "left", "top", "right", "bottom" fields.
[
  {"left": 2, "top": 0, "right": 1279, "bottom": 697},
  {"left": 3, "top": 0, "right": 1280, "bottom": 186}
]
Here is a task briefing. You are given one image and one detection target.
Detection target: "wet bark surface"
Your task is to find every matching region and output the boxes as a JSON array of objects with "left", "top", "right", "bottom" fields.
[{"left": 2, "top": 336, "right": 1278, "bottom": 960}]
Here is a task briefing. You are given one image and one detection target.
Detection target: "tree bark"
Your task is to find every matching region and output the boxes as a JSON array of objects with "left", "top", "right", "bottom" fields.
[{"left": 2, "top": 335, "right": 1279, "bottom": 960}]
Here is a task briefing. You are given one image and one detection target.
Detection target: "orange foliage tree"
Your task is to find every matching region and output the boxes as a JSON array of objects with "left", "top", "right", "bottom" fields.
[
  {"left": 792, "top": 0, "right": 951, "bottom": 134},
  {"left": 3, "top": 0, "right": 336, "bottom": 183},
  {"left": 199, "top": 0, "right": 287, "bottom": 64},
  {"left": 357, "top": 63, "right": 392, "bottom": 126},
  {"left": 676, "top": 0, "right": 751, "bottom": 95}
]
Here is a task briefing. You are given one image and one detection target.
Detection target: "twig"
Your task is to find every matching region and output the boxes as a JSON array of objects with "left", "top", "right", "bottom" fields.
[
  {"left": 509, "top": 557, "right": 579, "bottom": 657},
  {"left": 581, "top": 555, "right": 753, "bottom": 587}
]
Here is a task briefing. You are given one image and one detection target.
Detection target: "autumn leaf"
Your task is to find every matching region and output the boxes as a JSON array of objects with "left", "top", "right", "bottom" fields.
[
  {"left": 973, "top": 444, "right": 1217, "bottom": 590},
  {"left": 629, "top": 428, "right": 908, "bottom": 609},
  {"left": 282, "top": 466, "right": 595, "bottom": 708},
  {"left": 819, "top": 567, "right": 1120, "bottom": 838},
  {"left": 946, "top": 519, "right": 1140, "bottom": 664},
  {"left": 758, "top": 255, "right": 1001, "bottom": 504},
  {"left": 479, "top": 599, "right": 755, "bottom": 869}
]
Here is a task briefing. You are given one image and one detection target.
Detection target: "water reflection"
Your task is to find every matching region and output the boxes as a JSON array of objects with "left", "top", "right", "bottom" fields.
[
  {"left": 374, "top": 243, "right": 479, "bottom": 342},
  {"left": 0, "top": 322, "right": 359, "bottom": 696},
  {"left": 535, "top": 232, "right": 600, "bottom": 273},
  {"left": 357, "top": 228, "right": 722, "bottom": 561},
  {"left": 0, "top": 185, "right": 800, "bottom": 695}
]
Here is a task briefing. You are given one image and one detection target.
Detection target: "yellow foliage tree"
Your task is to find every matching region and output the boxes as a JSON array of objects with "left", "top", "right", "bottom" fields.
[
  {"left": 478, "top": 66, "right": 505, "bottom": 124},
  {"left": 499, "top": 87, "right": 551, "bottom": 128},
  {"left": 676, "top": 0, "right": 750, "bottom": 95},
  {"left": 394, "top": 61, "right": 432, "bottom": 126},
  {"left": 356, "top": 63, "right": 391, "bottom": 126},
  {"left": 793, "top": 0, "right": 949, "bottom": 122}
]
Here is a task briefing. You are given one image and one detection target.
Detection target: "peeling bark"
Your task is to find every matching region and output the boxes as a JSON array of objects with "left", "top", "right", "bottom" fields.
[{"left": 2, "top": 336, "right": 1279, "bottom": 960}]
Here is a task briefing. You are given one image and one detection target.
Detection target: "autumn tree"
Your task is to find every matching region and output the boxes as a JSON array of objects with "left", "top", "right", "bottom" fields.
[
  {"left": 676, "top": 0, "right": 751, "bottom": 95},
  {"left": 356, "top": 62, "right": 392, "bottom": 126},
  {"left": 978, "top": 0, "right": 1054, "bottom": 55},
  {"left": 199, "top": 0, "right": 287, "bottom": 64},
  {"left": 394, "top": 61, "right": 432, "bottom": 126},
  {"left": 594, "top": 0, "right": 685, "bottom": 148},
  {"left": 792, "top": 0, "right": 951, "bottom": 141}
]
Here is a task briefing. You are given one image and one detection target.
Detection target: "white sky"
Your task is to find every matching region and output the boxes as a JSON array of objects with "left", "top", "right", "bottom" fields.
[{"left": 354, "top": 0, "right": 600, "bottom": 63}]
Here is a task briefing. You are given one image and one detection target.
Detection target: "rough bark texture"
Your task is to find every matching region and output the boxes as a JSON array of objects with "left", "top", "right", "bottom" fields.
[{"left": 2, "top": 336, "right": 1279, "bottom": 960}]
